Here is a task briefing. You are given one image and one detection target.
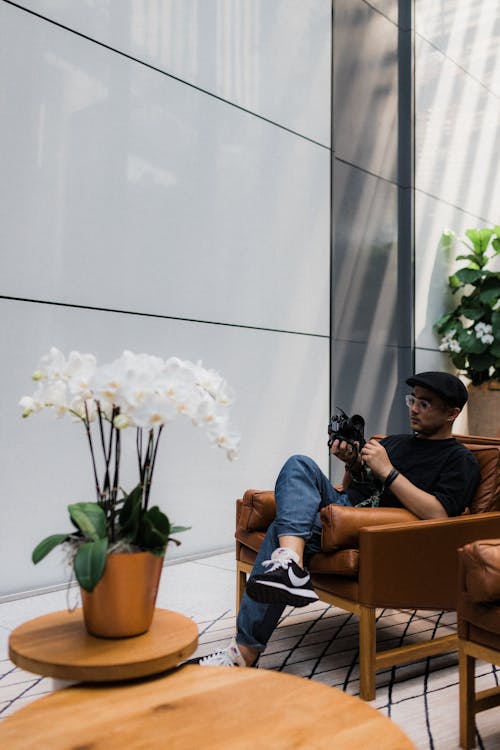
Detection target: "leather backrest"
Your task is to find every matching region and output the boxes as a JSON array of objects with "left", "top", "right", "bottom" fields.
[
  {"left": 456, "top": 439, "right": 500, "bottom": 513},
  {"left": 374, "top": 433, "right": 500, "bottom": 514}
]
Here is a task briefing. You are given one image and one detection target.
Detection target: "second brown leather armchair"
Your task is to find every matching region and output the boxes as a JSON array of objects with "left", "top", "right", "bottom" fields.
[{"left": 458, "top": 538, "right": 500, "bottom": 749}]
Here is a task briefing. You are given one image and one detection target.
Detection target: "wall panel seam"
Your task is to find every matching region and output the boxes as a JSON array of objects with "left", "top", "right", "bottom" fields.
[
  {"left": 415, "top": 30, "right": 500, "bottom": 101},
  {"left": 413, "top": 186, "right": 495, "bottom": 225},
  {"left": 1, "top": 0, "right": 331, "bottom": 151},
  {"left": 334, "top": 156, "right": 405, "bottom": 188},
  {"left": 361, "top": 0, "right": 404, "bottom": 30},
  {"left": 0, "top": 296, "right": 330, "bottom": 340}
]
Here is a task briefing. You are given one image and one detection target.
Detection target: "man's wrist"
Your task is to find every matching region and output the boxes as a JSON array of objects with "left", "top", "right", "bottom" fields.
[{"left": 383, "top": 468, "right": 400, "bottom": 489}]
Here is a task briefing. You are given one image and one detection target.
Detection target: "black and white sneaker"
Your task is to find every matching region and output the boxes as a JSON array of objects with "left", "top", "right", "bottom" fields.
[
  {"left": 182, "top": 638, "right": 259, "bottom": 668},
  {"left": 246, "top": 547, "right": 319, "bottom": 607}
]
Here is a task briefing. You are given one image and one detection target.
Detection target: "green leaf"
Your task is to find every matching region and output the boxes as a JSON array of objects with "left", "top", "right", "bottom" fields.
[
  {"left": 478, "top": 275, "right": 500, "bottom": 305},
  {"left": 455, "top": 254, "right": 482, "bottom": 267},
  {"left": 73, "top": 538, "right": 108, "bottom": 592},
  {"left": 459, "top": 300, "right": 486, "bottom": 321},
  {"left": 68, "top": 503, "right": 107, "bottom": 541},
  {"left": 457, "top": 329, "right": 487, "bottom": 354},
  {"left": 144, "top": 506, "right": 170, "bottom": 536},
  {"left": 449, "top": 351, "right": 467, "bottom": 370},
  {"left": 119, "top": 484, "right": 143, "bottom": 538},
  {"left": 448, "top": 273, "right": 461, "bottom": 289},
  {"left": 465, "top": 228, "right": 494, "bottom": 255},
  {"left": 456, "top": 268, "right": 483, "bottom": 285},
  {"left": 138, "top": 516, "right": 168, "bottom": 552},
  {"left": 170, "top": 525, "right": 191, "bottom": 534},
  {"left": 32, "top": 534, "right": 69, "bottom": 564},
  {"left": 433, "top": 312, "right": 454, "bottom": 332},
  {"left": 490, "top": 340, "right": 500, "bottom": 358},
  {"left": 468, "top": 352, "right": 497, "bottom": 372},
  {"left": 492, "top": 311, "right": 500, "bottom": 335}
]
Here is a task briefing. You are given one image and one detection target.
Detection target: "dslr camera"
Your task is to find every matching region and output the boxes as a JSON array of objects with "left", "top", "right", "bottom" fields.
[
  {"left": 327, "top": 408, "right": 382, "bottom": 506},
  {"left": 327, "top": 408, "right": 366, "bottom": 450}
]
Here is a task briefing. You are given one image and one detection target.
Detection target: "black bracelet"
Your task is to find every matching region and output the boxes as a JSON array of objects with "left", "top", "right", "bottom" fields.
[{"left": 383, "top": 469, "right": 400, "bottom": 488}]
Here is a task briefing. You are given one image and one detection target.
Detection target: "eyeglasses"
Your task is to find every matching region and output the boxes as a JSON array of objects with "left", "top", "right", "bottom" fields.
[{"left": 405, "top": 394, "right": 432, "bottom": 411}]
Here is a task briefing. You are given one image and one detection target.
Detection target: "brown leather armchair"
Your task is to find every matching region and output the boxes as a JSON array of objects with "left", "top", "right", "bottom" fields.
[
  {"left": 458, "top": 538, "right": 500, "bottom": 749},
  {"left": 235, "top": 435, "right": 500, "bottom": 700}
]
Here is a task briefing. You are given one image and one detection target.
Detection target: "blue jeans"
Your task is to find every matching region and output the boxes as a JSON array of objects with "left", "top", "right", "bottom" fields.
[{"left": 236, "top": 454, "right": 352, "bottom": 652}]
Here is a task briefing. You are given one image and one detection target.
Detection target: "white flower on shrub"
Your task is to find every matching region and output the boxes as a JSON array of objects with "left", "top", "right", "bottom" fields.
[
  {"left": 439, "top": 330, "right": 461, "bottom": 354},
  {"left": 474, "top": 322, "right": 494, "bottom": 345}
]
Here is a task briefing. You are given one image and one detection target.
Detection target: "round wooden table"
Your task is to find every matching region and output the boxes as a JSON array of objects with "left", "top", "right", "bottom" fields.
[
  {"left": 0, "top": 665, "right": 416, "bottom": 749},
  {"left": 8, "top": 608, "right": 198, "bottom": 682}
]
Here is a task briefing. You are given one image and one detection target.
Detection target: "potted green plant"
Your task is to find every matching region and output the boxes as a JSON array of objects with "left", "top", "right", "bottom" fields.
[
  {"left": 20, "top": 349, "right": 239, "bottom": 636},
  {"left": 434, "top": 226, "right": 500, "bottom": 436}
]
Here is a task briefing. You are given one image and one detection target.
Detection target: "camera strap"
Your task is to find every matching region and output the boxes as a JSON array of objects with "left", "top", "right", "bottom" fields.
[{"left": 350, "top": 468, "right": 383, "bottom": 508}]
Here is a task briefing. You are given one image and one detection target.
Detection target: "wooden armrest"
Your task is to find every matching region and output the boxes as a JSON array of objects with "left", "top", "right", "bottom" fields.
[{"left": 320, "top": 505, "right": 418, "bottom": 550}]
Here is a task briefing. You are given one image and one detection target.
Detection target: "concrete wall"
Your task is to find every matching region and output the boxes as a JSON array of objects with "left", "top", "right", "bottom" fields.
[
  {"left": 414, "top": 0, "right": 500, "bottom": 432},
  {"left": 2, "top": 0, "right": 499, "bottom": 597},
  {"left": 0, "top": 0, "right": 332, "bottom": 596}
]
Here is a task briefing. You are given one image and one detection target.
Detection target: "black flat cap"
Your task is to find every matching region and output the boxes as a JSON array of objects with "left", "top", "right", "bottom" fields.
[{"left": 406, "top": 371, "right": 468, "bottom": 408}]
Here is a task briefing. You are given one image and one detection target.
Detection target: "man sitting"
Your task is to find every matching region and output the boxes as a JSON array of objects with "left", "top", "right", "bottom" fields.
[{"left": 193, "top": 371, "right": 481, "bottom": 668}]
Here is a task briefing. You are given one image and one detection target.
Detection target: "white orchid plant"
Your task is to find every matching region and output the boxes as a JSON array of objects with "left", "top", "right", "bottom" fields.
[
  {"left": 434, "top": 226, "right": 500, "bottom": 386},
  {"left": 20, "top": 348, "right": 240, "bottom": 592}
]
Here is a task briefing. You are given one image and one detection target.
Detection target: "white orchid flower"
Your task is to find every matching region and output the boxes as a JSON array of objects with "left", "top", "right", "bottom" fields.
[
  {"left": 128, "top": 392, "right": 177, "bottom": 428},
  {"left": 21, "top": 349, "right": 240, "bottom": 462},
  {"left": 113, "top": 413, "right": 134, "bottom": 430},
  {"left": 19, "top": 395, "right": 41, "bottom": 417}
]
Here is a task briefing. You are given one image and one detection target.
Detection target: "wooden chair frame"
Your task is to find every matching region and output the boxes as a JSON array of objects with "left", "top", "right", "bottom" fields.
[
  {"left": 237, "top": 559, "right": 458, "bottom": 700},
  {"left": 459, "top": 638, "right": 500, "bottom": 749}
]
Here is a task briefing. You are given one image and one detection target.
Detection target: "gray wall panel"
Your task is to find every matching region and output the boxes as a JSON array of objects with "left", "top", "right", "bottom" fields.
[
  {"left": 332, "top": 160, "right": 401, "bottom": 346},
  {"left": 333, "top": 0, "right": 398, "bottom": 182}
]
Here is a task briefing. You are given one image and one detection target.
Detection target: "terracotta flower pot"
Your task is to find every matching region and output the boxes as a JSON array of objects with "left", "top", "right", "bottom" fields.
[
  {"left": 467, "top": 380, "right": 500, "bottom": 438},
  {"left": 80, "top": 551, "right": 164, "bottom": 638}
]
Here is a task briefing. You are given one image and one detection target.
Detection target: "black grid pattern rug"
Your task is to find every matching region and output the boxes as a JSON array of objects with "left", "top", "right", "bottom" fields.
[{"left": 1, "top": 602, "right": 499, "bottom": 749}]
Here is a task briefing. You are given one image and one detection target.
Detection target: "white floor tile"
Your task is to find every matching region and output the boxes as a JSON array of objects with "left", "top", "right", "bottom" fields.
[
  {"left": 0, "top": 588, "right": 76, "bottom": 631},
  {"left": 0, "top": 629, "right": 10, "bottom": 661},
  {"left": 156, "top": 560, "right": 234, "bottom": 620}
]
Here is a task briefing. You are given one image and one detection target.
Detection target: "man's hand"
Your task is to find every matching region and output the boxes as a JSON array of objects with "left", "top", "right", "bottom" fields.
[
  {"left": 330, "top": 438, "right": 361, "bottom": 467},
  {"left": 360, "top": 438, "right": 393, "bottom": 480}
]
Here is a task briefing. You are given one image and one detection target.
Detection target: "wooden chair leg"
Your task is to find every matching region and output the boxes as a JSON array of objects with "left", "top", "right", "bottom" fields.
[
  {"left": 236, "top": 564, "right": 247, "bottom": 612},
  {"left": 359, "top": 605, "right": 376, "bottom": 701},
  {"left": 459, "top": 648, "right": 476, "bottom": 749}
]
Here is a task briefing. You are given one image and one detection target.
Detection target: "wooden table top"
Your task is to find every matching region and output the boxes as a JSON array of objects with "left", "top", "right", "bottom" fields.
[
  {"left": 0, "top": 665, "right": 416, "bottom": 749},
  {"left": 8, "top": 608, "right": 198, "bottom": 682}
]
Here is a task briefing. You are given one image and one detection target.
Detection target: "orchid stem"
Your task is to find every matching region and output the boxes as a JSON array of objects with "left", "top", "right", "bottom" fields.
[{"left": 83, "top": 401, "right": 101, "bottom": 502}]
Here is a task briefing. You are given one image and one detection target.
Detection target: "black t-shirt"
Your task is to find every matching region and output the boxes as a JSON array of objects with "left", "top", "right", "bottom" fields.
[{"left": 345, "top": 434, "right": 481, "bottom": 517}]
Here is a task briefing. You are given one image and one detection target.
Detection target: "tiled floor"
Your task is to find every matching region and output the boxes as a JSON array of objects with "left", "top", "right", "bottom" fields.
[{"left": 1, "top": 551, "right": 500, "bottom": 749}]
